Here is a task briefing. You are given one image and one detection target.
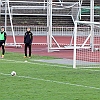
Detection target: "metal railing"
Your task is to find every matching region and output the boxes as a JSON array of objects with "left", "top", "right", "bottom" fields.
[
  {"left": 6, "top": 26, "right": 74, "bottom": 36},
  {"left": 5, "top": 26, "right": 100, "bottom": 36}
]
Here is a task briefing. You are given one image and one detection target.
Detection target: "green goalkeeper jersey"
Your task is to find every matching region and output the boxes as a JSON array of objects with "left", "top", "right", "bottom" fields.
[
  {"left": 0, "top": 32, "right": 5, "bottom": 40},
  {"left": 0, "top": 31, "right": 6, "bottom": 41}
]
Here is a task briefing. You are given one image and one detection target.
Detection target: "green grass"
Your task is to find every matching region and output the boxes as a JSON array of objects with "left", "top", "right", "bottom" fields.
[{"left": 0, "top": 52, "right": 100, "bottom": 100}]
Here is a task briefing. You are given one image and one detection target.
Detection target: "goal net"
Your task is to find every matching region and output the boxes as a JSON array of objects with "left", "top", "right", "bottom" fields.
[{"left": 73, "top": 21, "right": 100, "bottom": 68}]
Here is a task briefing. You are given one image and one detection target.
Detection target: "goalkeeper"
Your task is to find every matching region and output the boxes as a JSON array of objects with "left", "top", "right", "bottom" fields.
[{"left": 0, "top": 27, "right": 7, "bottom": 58}]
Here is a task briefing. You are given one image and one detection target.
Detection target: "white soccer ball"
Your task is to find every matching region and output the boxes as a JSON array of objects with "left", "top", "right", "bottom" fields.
[
  {"left": 24, "top": 60, "right": 27, "bottom": 62},
  {"left": 11, "top": 71, "right": 16, "bottom": 76}
]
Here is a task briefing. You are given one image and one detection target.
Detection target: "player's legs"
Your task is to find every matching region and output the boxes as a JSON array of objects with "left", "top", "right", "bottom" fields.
[
  {"left": 29, "top": 44, "right": 31, "bottom": 57},
  {"left": 0, "top": 42, "right": 2, "bottom": 47},
  {"left": 1, "top": 45, "right": 5, "bottom": 58},
  {"left": 24, "top": 44, "right": 27, "bottom": 57},
  {"left": 0, "top": 42, "right": 5, "bottom": 58}
]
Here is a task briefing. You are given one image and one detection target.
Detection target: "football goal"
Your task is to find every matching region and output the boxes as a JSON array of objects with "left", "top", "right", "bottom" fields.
[{"left": 73, "top": 21, "right": 100, "bottom": 68}]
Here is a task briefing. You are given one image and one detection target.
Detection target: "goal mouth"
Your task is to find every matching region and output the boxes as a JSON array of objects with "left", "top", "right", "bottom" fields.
[{"left": 73, "top": 21, "right": 100, "bottom": 68}]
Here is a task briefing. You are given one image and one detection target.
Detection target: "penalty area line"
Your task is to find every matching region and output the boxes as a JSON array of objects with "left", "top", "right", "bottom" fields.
[
  {"left": 0, "top": 72, "right": 100, "bottom": 90},
  {"left": 0, "top": 58, "right": 71, "bottom": 68}
]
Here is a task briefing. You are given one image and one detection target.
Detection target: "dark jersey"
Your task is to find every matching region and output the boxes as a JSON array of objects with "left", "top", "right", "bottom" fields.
[{"left": 24, "top": 31, "right": 33, "bottom": 44}]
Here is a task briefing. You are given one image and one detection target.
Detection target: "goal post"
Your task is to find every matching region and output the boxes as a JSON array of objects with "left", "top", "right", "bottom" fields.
[
  {"left": 47, "top": 0, "right": 80, "bottom": 52},
  {"left": 1, "top": 0, "right": 22, "bottom": 48},
  {"left": 73, "top": 21, "right": 100, "bottom": 68}
]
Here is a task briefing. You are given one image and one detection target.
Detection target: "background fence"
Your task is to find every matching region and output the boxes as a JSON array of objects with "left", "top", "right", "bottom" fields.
[{"left": 5, "top": 26, "right": 98, "bottom": 36}]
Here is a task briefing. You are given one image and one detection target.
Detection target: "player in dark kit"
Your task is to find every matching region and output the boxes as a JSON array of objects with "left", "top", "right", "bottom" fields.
[
  {"left": 0, "top": 27, "right": 7, "bottom": 58},
  {"left": 24, "top": 27, "right": 33, "bottom": 58}
]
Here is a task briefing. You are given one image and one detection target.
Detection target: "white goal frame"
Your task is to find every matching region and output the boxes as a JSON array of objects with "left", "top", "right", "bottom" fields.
[
  {"left": 73, "top": 0, "right": 95, "bottom": 68},
  {"left": 47, "top": 0, "right": 80, "bottom": 52},
  {"left": 47, "top": 0, "right": 96, "bottom": 53},
  {"left": 73, "top": 20, "right": 100, "bottom": 68}
]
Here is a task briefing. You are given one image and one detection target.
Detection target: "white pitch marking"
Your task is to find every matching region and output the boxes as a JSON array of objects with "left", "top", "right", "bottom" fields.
[
  {"left": 79, "top": 68, "right": 100, "bottom": 72},
  {"left": 1, "top": 58, "right": 100, "bottom": 73},
  {"left": 0, "top": 72, "right": 100, "bottom": 90},
  {"left": 0, "top": 59, "right": 100, "bottom": 72},
  {"left": 0, "top": 59, "right": 70, "bottom": 68}
]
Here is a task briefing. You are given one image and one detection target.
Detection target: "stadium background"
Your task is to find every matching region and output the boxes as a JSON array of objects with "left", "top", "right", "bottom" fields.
[{"left": 0, "top": 0, "right": 100, "bottom": 60}]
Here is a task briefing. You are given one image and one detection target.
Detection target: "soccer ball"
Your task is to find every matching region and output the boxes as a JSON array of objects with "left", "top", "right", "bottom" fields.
[{"left": 11, "top": 71, "right": 16, "bottom": 76}]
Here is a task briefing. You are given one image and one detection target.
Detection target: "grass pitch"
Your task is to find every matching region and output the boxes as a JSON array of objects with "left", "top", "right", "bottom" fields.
[{"left": 0, "top": 52, "right": 100, "bottom": 100}]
